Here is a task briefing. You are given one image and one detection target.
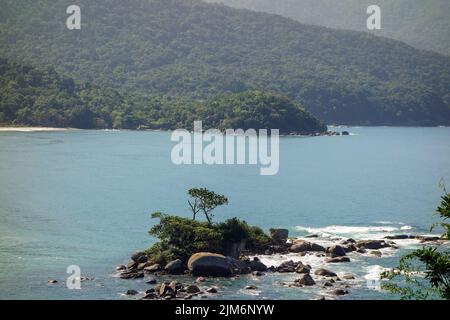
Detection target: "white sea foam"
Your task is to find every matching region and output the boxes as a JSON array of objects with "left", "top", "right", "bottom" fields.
[
  {"left": 364, "top": 265, "right": 388, "bottom": 291},
  {"left": 295, "top": 225, "right": 412, "bottom": 239}
]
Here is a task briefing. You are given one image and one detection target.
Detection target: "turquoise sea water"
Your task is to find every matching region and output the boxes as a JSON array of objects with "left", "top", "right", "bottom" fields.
[{"left": 0, "top": 127, "right": 449, "bottom": 300}]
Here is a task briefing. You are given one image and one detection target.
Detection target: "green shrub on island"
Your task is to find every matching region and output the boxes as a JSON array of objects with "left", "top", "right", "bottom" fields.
[{"left": 146, "top": 212, "right": 273, "bottom": 265}]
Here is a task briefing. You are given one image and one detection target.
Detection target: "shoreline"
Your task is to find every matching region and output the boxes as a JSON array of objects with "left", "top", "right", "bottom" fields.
[{"left": 0, "top": 126, "right": 73, "bottom": 132}]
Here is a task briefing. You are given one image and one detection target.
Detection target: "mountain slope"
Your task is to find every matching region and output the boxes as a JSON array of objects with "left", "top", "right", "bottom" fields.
[
  {"left": 207, "top": 0, "right": 450, "bottom": 56},
  {"left": 1, "top": 0, "right": 450, "bottom": 126}
]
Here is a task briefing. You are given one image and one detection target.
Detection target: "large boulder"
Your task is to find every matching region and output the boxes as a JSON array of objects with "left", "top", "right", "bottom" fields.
[
  {"left": 326, "top": 256, "right": 350, "bottom": 263},
  {"left": 165, "top": 259, "right": 185, "bottom": 275},
  {"left": 144, "top": 264, "right": 161, "bottom": 273},
  {"left": 310, "top": 243, "right": 326, "bottom": 252},
  {"left": 131, "top": 251, "right": 148, "bottom": 264},
  {"left": 290, "top": 241, "right": 325, "bottom": 253},
  {"left": 326, "top": 245, "right": 347, "bottom": 257},
  {"left": 295, "top": 264, "right": 311, "bottom": 274},
  {"left": 314, "top": 268, "right": 337, "bottom": 277},
  {"left": 275, "top": 260, "right": 298, "bottom": 273},
  {"left": 248, "top": 257, "right": 268, "bottom": 272},
  {"left": 270, "top": 229, "right": 289, "bottom": 244},
  {"left": 289, "top": 241, "right": 310, "bottom": 253},
  {"left": 356, "top": 240, "right": 391, "bottom": 250},
  {"left": 188, "top": 253, "right": 243, "bottom": 277},
  {"left": 295, "top": 274, "right": 316, "bottom": 286}
]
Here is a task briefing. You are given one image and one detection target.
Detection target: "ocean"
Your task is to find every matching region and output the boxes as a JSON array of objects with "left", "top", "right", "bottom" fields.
[{"left": 0, "top": 126, "right": 449, "bottom": 299}]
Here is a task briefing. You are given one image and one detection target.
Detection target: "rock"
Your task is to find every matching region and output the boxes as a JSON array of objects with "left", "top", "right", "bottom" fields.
[
  {"left": 384, "top": 235, "right": 412, "bottom": 240},
  {"left": 120, "top": 271, "right": 144, "bottom": 279},
  {"left": 48, "top": 280, "right": 58, "bottom": 284},
  {"left": 344, "top": 244, "right": 357, "bottom": 252},
  {"left": 356, "top": 248, "right": 367, "bottom": 254},
  {"left": 295, "top": 265, "right": 311, "bottom": 274},
  {"left": 144, "top": 264, "right": 161, "bottom": 273},
  {"left": 276, "top": 260, "right": 297, "bottom": 273},
  {"left": 289, "top": 241, "right": 311, "bottom": 253},
  {"left": 176, "top": 292, "right": 188, "bottom": 299},
  {"left": 371, "top": 250, "right": 382, "bottom": 257},
  {"left": 343, "top": 274, "right": 356, "bottom": 280},
  {"left": 142, "top": 292, "right": 157, "bottom": 300},
  {"left": 127, "top": 260, "right": 138, "bottom": 270},
  {"left": 165, "top": 259, "right": 185, "bottom": 275},
  {"left": 326, "top": 245, "right": 347, "bottom": 257},
  {"left": 196, "top": 277, "right": 206, "bottom": 283},
  {"left": 342, "top": 131, "right": 350, "bottom": 136},
  {"left": 326, "top": 257, "right": 351, "bottom": 263},
  {"left": 206, "top": 287, "right": 218, "bottom": 294},
  {"left": 323, "top": 282, "right": 333, "bottom": 287},
  {"left": 341, "top": 238, "right": 356, "bottom": 245},
  {"left": 131, "top": 251, "right": 148, "bottom": 264},
  {"left": 310, "top": 243, "right": 326, "bottom": 252},
  {"left": 245, "top": 285, "right": 258, "bottom": 290},
  {"left": 185, "top": 285, "right": 201, "bottom": 294},
  {"left": 116, "top": 265, "right": 127, "bottom": 271},
  {"left": 290, "top": 241, "right": 325, "bottom": 253},
  {"left": 146, "top": 278, "right": 157, "bottom": 284},
  {"left": 332, "top": 289, "right": 349, "bottom": 296},
  {"left": 252, "top": 271, "right": 265, "bottom": 276},
  {"left": 295, "top": 274, "right": 316, "bottom": 286},
  {"left": 169, "top": 281, "right": 179, "bottom": 292},
  {"left": 416, "top": 236, "right": 440, "bottom": 242},
  {"left": 248, "top": 257, "right": 268, "bottom": 272},
  {"left": 188, "top": 253, "right": 241, "bottom": 277},
  {"left": 137, "top": 262, "right": 149, "bottom": 270},
  {"left": 145, "top": 288, "right": 155, "bottom": 294},
  {"left": 270, "top": 228, "right": 289, "bottom": 244},
  {"left": 126, "top": 289, "right": 139, "bottom": 295},
  {"left": 314, "top": 268, "right": 337, "bottom": 277},
  {"left": 305, "top": 234, "right": 319, "bottom": 238},
  {"left": 80, "top": 276, "right": 95, "bottom": 281},
  {"left": 356, "top": 240, "right": 391, "bottom": 250},
  {"left": 159, "top": 283, "right": 175, "bottom": 297}
]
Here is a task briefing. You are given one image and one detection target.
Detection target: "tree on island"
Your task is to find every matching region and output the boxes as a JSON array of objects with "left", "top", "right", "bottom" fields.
[
  {"left": 187, "top": 188, "right": 228, "bottom": 224},
  {"left": 382, "top": 188, "right": 450, "bottom": 300},
  {"left": 147, "top": 189, "right": 272, "bottom": 263}
]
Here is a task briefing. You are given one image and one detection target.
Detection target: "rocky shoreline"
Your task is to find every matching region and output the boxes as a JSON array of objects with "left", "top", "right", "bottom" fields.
[{"left": 117, "top": 230, "right": 444, "bottom": 300}]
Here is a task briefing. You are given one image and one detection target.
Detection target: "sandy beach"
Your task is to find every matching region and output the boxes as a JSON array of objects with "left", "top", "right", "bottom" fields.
[{"left": 0, "top": 127, "right": 71, "bottom": 132}]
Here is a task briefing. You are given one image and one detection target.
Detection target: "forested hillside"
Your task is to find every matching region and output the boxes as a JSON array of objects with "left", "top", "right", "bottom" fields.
[
  {"left": 207, "top": 0, "right": 450, "bottom": 56},
  {"left": 0, "top": 58, "right": 325, "bottom": 133},
  {"left": 1, "top": 0, "right": 450, "bottom": 126}
]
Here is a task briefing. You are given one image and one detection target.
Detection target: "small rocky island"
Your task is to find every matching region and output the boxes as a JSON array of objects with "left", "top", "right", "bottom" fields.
[{"left": 116, "top": 188, "right": 443, "bottom": 300}]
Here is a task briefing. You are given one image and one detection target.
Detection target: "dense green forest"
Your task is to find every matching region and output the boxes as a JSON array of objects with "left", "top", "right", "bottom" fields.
[
  {"left": 207, "top": 0, "right": 450, "bottom": 56},
  {"left": 1, "top": 0, "right": 450, "bottom": 126},
  {"left": 0, "top": 58, "right": 325, "bottom": 133}
]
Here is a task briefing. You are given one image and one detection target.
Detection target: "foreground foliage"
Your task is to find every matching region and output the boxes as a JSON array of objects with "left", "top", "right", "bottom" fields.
[{"left": 382, "top": 192, "right": 450, "bottom": 300}]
